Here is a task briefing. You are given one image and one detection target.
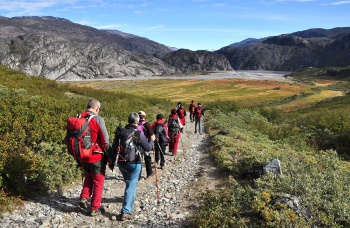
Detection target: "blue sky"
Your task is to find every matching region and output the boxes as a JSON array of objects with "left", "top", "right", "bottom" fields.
[{"left": 0, "top": 0, "right": 349, "bottom": 51}]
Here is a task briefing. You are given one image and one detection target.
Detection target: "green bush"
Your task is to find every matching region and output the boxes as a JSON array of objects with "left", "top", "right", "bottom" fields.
[
  {"left": 0, "top": 66, "right": 173, "bottom": 212},
  {"left": 194, "top": 108, "right": 350, "bottom": 227}
]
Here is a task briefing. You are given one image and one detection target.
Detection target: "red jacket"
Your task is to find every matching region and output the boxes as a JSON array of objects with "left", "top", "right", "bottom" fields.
[{"left": 79, "top": 110, "right": 110, "bottom": 164}]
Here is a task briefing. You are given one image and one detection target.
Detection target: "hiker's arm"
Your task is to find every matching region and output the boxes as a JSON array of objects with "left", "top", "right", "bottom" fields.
[
  {"left": 178, "top": 118, "right": 183, "bottom": 129},
  {"left": 140, "top": 133, "right": 154, "bottom": 151},
  {"left": 97, "top": 117, "right": 111, "bottom": 152}
]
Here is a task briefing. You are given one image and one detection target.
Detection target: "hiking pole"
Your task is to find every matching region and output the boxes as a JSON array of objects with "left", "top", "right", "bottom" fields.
[
  {"left": 157, "top": 142, "right": 165, "bottom": 156},
  {"left": 153, "top": 147, "right": 160, "bottom": 204}
]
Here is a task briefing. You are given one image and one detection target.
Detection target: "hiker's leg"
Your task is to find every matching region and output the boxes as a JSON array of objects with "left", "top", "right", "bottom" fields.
[
  {"left": 198, "top": 117, "right": 202, "bottom": 134},
  {"left": 90, "top": 160, "right": 106, "bottom": 211},
  {"left": 169, "top": 136, "right": 174, "bottom": 152},
  {"left": 160, "top": 145, "right": 166, "bottom": 166},
  {"left": 120, "top": 163, "right": 142, "bottom": 214},
  {"left": 80, "top": 163, "right": 93, "bottom": 200},
  {"left": 155, "top": 145, "right": 160, "bottom": 164},
  {"left": 194, "top": 118, "right": 199, "bottom": 133},
  {"left": 172, "top": 134, "right": 180, "bottom": 154},
  {"left": 144, "top": 154, "right": 153, "bottom": 176}
]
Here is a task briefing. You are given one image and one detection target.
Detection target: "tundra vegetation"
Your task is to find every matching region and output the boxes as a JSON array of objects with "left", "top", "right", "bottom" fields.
[{"left": 1, "top": 65, "right": 350, "bottom": 227}]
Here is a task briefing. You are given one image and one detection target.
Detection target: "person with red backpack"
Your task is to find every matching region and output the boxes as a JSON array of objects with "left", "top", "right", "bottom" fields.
[
  {"left": 194, "top": 102, "right": 205, "bottom": 135},
  {"left": 165, "top": 108, "right": 183, "bottom": 156},
  {"left": 188, "top": 100, "right": 196, "bottom": 122},
  {"left": 151, "top": 114, "right": 169, "bottom": 169},
  {"left": 176, "top": 104, "right": 186, "bottom": 126},
  {"left": 77, "top": 99, "right": 111, "bottom": 216}
]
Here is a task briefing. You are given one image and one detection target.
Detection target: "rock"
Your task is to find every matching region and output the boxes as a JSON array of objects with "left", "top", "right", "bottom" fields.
[{"left": 263, "top": 158, "right": 282, "bottom": 175}]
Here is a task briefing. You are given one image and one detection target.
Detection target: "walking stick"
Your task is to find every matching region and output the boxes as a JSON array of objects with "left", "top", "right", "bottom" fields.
[
  {"left": 153, "top": 146, "right": 160, "bottom": 204},
  {"left": 157, "top": 142, "right": 165, "bottom": 156}
]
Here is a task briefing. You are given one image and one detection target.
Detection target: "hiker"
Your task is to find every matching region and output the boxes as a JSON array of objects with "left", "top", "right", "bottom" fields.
[
  {"left": 151, "top": 114, "right": 169, "bottom": 169},
  {"left": 77, "top": 99, "right": 110, "bottom": 216},
  {"left": 176, "top": 104, "right": 186, "bottom": 126},
  {"left": 188, "top": 100, "right": 196, "bottom": 122},
  {"left": 194, "top": 102, "right": 205, "bottom": 135},
  {"left": 175, "top": 101, "right": 182, "bottom": 111},
  {"left": 138, "top": 111, "right": 155, "bottom": 178},
  {"left": 110, "top": 112, "right": 155, "bottom": 221},
  {"left": 165, "top": 108, "right": 183, "bottom": 156}
]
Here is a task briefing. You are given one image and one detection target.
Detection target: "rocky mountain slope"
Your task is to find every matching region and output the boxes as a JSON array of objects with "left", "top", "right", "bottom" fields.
[
  {"left": 1, "top": 16, "right": 350, "bottom": 79},
  {"left": 0, "top": 16, "right": 232, "bottom": 80},
  {"left": 217, "top": 27, "right": 350, "bottom": 71},
  {"left": 160, "top": 49, "right": 233, "bottom": 72}
]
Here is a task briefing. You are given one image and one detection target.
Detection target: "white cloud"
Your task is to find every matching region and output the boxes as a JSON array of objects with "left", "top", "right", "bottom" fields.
[
  {"left": 213, "top": 3, "right": 227, "bottom": 7},
  {"left": 327, "top": 0, "right": 350, "bottom": 5}
]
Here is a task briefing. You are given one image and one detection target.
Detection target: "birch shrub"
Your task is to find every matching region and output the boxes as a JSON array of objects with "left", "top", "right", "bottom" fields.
[{"left": 192, "top": 108, "right": 350, "bottom": 227}]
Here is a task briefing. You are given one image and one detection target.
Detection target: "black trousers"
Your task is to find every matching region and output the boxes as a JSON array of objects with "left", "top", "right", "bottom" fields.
[
  {"left": 155, "top": 143, "right": 166, "bottom": 167},
  {"left": 144, "top": 153, "right": 153, "bottom": 176}
]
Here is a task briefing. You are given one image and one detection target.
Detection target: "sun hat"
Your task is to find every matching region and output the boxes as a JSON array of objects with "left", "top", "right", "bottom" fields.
[{"left": 138, "top": 111, "right": 146, "bottom": 116}]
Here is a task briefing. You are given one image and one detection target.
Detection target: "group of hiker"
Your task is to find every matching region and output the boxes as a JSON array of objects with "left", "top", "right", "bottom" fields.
[{"left": 70, "top": 99, "right": 205, "bottom": 221}]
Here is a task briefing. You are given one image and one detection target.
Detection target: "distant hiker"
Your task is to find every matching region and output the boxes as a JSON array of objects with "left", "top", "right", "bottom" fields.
[
  {"left": 138, "top": 111, "right": 155, "bottom": 178},
  {"left": 176, "top": 104, "right": 186, "bottom": 126},
  {"left": 188, "top": 100, "right": 196, "bottom": 122},
  {"left": 110, "top": 112, "right": 155, "bottom": 221},
  {"left": 175, "top": 101, "right": 182, "bottom": 111},
  {"left": 165, "top": 108, "right": 183, "bottom": 156},
  {"left": 194, "top": 103, "right": 205, "bottom": 134},
  {"left": 151, "top": 114, "right": 169, "bottom": 169},
  {"left": 77, "top": 99, "right": 110, "bottom": 216}
]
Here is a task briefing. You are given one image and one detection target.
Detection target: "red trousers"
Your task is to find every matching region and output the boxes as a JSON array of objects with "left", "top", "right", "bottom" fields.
[
  {"left": 80, "top": 160, "right": 106, "bottom": 210},
  {"left": 169, "top": 133, "right": 181, "bottom": 154}
]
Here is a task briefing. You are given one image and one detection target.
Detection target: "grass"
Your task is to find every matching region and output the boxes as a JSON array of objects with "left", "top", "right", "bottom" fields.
[{"left": 63, "top": 78, "right": 317, "bottom": 106}]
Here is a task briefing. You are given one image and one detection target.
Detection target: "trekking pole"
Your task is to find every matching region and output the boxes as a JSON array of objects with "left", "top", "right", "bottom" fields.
[
  {"left": 153, "top": 146, "right": 160, "bottom": 204},
  {"left": 157, "top": 142, "right": 165, "bottom": 156}
]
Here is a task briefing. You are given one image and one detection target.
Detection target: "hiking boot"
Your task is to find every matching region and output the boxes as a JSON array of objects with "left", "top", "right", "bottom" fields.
[
  {"left": 89, "top": 209, "right": 102, "bottom": 217},
  {"left": 160, "top": 165, "right": 164, "bottom": 170},
  {"left": 120, "top": 213, "right": 133, "bottom": 221},
  {"left": 79, "top": 198, "right": 89, "bottom": 211}
]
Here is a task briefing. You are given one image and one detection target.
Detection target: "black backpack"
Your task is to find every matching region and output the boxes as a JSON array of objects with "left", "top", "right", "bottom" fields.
[
  {"left": 154, "top": 123, "right": 169, "bottom": 146},
  {"left": 168, "top": 117, "right": 180, "bottom": 137},
  {"left": 114, "top": 127, "right": 143, "bottom": 162}
]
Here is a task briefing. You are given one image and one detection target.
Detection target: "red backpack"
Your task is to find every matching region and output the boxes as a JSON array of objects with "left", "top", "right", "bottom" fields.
[
  {"left": 66, "top": 114, "right": 95, "bottom": 158},
  {"left": 195, "top": 107, "right": 202, "bottom": 118},
  {"left": 178, "top": 108, "right": 185, "bottom": 118}
]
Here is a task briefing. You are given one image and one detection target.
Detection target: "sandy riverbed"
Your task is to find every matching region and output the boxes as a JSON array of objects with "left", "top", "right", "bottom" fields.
[{"left": 60, "top": 70, "right": 292, "bottom": 82}]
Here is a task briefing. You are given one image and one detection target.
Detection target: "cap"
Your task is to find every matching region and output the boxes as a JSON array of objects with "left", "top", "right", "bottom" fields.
[{"left": 138, "top": 111, "right": 146, "bottom": 116}]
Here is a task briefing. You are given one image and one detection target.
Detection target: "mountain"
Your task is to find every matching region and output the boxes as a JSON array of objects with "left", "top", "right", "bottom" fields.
[
  {"left": 229, "top": 38, "right": 266, "bottom": 47},
  {"left": 0, "top": 16, "right": 232, "bottom": 80},
  {"left": 160, "top": 49, "right": 233, "bottom": 72},
  {"left": 217, "top": 27, "right": 350, "bottom": 71}
]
